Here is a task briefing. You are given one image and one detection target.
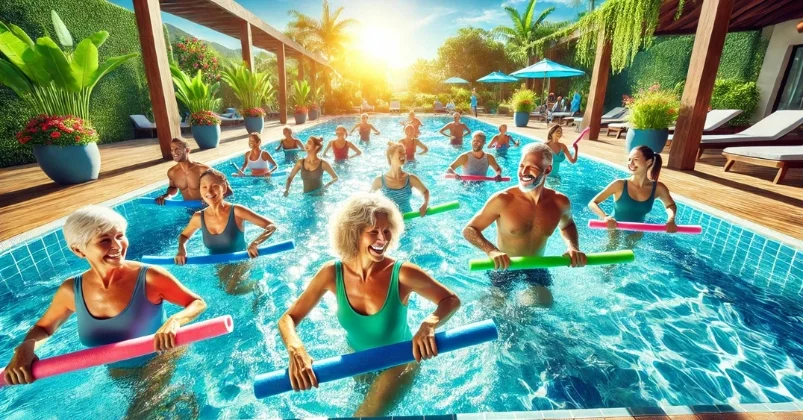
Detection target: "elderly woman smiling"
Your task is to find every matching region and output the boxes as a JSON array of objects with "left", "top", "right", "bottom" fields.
[{"left": 277, "top": 193, "right": 461, "bottom": 417}]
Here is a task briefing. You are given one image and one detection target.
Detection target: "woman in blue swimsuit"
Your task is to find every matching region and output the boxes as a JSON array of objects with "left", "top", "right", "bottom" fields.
[
  {"left": 370, "top": 142, "right": 430, "bottom": 215},
  {"left": 3, "top": 206, "right": 206, "bottom": 418},
  {"left": 544, "top": 124, "right": 578, "bottom": 177}
]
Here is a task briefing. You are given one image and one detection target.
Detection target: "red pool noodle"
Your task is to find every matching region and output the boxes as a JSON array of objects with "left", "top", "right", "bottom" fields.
[
  {"left": 572, "top": 127, "right": 591, "bottom": 147},
  {"left": 445, "top": 174, "right": 511, "bottom": 182},
  {"left": 0, "top": 315, "right": 233, "bottom": 387},
  {"left": 588, "top": 220, "right": 702, "bottom": 234}
]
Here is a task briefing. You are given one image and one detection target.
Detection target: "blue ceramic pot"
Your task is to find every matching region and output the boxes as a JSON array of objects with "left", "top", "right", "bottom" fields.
[
  {"left": 192, "top": 124, "right": 221, "bottom": 149},
  {"left": 514, "top": 112, "right": 530, "bottom": 127},
  {"left": 33, "top": 143, "right": 101, "bottom": 185},
  {"left": 244, "top": 116, "right": 264, "bottom": 134},
  {"left": 625, "top": 128, "right": 669, "bottom": 153},
  {"left": 294, "top": 112, "right": 307, "bottom": 125},
  {"left": 308, "top": 109, "right": 319, "bottom": 120}
]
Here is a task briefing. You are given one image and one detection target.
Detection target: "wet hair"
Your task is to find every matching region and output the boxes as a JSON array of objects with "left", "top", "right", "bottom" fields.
[
  {"left": 248, "top": 132, "right": 262, "bottom": 144},
  {"left": 472, "top": 131, "right": 486, "bottom": 142},
  {"left": 282, "top": 127, "right": 292, "bottom": 135},
  {"left": 308, "top": 136, "right": 324, "bottom": 152},
  {"left": 546, "top": 124, "right": 562, "bottom": 143},
  {"left": 499, "top": 124, "right": 507, "bottom": 130},
  {"left": 329, "top": 192, "right": 404, "bottom": 262},
  {"left": 634, "top": 145, "right": 663, "bottom": 181},
  {"left": 171, "top": 137, "right": 188, "bottom": 149},
  {"left": 386, "top": 141, "right": 406, "bottom": 164},
  {"left": 200, "top": 168, "right": 234, "bottom": 197},
  {"left": 335, "top": 125, "right": 347, "bottom": 134},
  {"left": 521, "top": 142, "right": 553, "bottom": 166},
  {"left": 64, "top": 206, "right": 128, "bottom": 252}
]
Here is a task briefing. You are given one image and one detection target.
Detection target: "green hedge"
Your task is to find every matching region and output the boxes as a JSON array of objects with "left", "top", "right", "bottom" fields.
[
  {"left": 0, "top": 0, "right": 158, "bottom": 168},
  {"left": 604, "top": 31, "right": 767, "bottom": 116}
]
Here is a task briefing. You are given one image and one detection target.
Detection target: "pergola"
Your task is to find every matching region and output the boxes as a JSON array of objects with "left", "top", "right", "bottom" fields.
[
  {"left": 575, "top": 0, "right": 803, "bottom": 170},
  {"left": 131, "top": 0, "right": 332, "bottom": 159}
]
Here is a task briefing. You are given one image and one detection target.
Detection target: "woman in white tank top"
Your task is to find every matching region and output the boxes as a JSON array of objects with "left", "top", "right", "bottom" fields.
[{"left": 234, "top": 133, "right": 278, "bottom": 177}]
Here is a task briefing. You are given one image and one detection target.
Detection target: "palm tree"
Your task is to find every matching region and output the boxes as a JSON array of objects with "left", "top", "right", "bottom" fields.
[
  {"left": 493, "top": 0, "right": 556, "bottom": 65},
  {"left": 286, "top": 0, "right": 358, "bottom": 63}
]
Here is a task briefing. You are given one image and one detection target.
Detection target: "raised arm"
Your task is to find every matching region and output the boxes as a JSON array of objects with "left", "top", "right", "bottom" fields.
[
  {"left": 462, "top": 193, "right": 508, "bottom": 269},
  {"left": 556, "top": 194, "right": 586, "bottom": 267},
  {"left": 415, "top": 139, "right": 429, "bottom": 155},
  {"left": 656, "top": 182, "right": 678, "bottom": 232},
  {"left": 409, "top": 174, "right": 430, "bottom": 217},
  {"left": 321, "top": 161, "right": 339, "bottom": 190},
  {"left": 146, "top": 266, "right": 207, "bottom": 351},
  {"left": 562, "top": 143, "right": 578, "bottom": 164},
  {"left": 588, "top": 180, "right": 623, "bottom": 229},
  {"left": 175, "top": 212, "right": 202, "bottom": 265},
  {"left": 349, "top": 123, "right": 360, "bottom": 134},
  {"left": 234, "top": 205, "right": 278, "bottom": 256},
  {"left": 347, "top": 141, "right": 362, "bottom": 157}
]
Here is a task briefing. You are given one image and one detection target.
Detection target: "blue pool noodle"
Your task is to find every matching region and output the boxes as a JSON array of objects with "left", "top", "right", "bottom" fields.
[
  {"left": 140, "top": 240, "right": 295, "bottom": 265},
  {"left": 134, "top": 197, "right": 203, "bottom": 208},
  {"left": 253, "top": 319, "right": 498, "bottom": 399}
]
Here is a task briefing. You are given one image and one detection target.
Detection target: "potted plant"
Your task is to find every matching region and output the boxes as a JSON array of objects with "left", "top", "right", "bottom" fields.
[
  {"left": 221, "top": 63, "right": 274, "bottom": 133},
  {"left": 0, "top": 11, "right": 137, "bottom": 184},
  {"left": 292, "top": 80, "right": 311, "bottom": 124},
  {"left": 308, "top": 86, "right": 323, "bottom": 120},
  {"left": 624, "top": 84, "right": 679, "bottom": 153},
  {"left": 171, "top": 65, "right": 222, "bottom": 148},
  {"left": 511, "top": 89, "right": 536, "bottom": 127}
]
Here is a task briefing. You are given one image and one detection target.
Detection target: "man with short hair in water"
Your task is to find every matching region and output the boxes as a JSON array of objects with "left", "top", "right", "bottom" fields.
[
  {"left": 446, "top": 131, "right": 503, "bottom": 180},
  {"left": 156, "top": 138, "right": 210, "bottom": 205},
  {"left": 462, "top": 143, "right": 586, "bottom": 306},
  {"left": 438, "top": 112, "right": 471, "bottom": 145},
  {"left": 400, "top": 110, "right": 422, "bottom": 136}
]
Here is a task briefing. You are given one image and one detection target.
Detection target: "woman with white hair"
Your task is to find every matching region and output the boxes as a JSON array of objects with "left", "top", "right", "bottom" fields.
[
  {"left": 277, "top": 193, "right": 461, "bottom": 417},
  {"left": 3, "top": 205, "right": 206, "bottom": 415}
]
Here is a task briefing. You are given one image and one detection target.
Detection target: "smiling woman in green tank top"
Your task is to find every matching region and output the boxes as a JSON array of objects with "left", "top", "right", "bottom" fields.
[{"left": 277, "top": 193, "right": 461, "bottom": 418}]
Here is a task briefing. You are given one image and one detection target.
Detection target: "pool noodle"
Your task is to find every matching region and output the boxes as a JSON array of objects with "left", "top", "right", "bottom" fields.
[
  {"left": 468, "top": 250, "right": 634, "bottom": 271},
  {"left": 140, "top": 240, "right": 295, "bottom": 265},
  {"left": 253, "top": 319, "right": 498, "bottom": 399},
  {"left": 572, "top": 127, "right": 591, "bottom": 147},
  {"left": 402, "top": 201, "right": 460, "bottom": 220},
  {"left": 134, "top": 197, "right": 203, "bottom": 208},
  {"left": 588, "top": 220, "right": 702, "bottom": 234},
  {"left": 0, "top": 316, "right": 233, "bottom": 387},
  {"left": 445, "top": 174, "right": 511, "bottom": 182},
  {"left": 231, "top": 162, "right": 290, "bottom": 178}
]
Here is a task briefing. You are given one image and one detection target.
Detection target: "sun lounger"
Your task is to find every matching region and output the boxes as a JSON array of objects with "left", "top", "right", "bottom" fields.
[
  {"left": 690, "top": 110, "right": 803, "bottom": 159},
  {"left": 723, "top": 145, "right": 803, "bottom": 184},
  {"left": 213, "top": 112, "right": 244, "bottom": 126},
  {"left": 573, "top": 108, "right": 629, "bottom": 132},
  {"left": 131, "top": 115, "right": 156, "bottom": 138},
  {"left": 434, "top": 102, "right": 446, "bottom": 113},
  {"left": 390, "top": 101, "right": 401, "bottom": 113},
  {"left": 610, "top": 109, "right": 744, "bottom": 140}
]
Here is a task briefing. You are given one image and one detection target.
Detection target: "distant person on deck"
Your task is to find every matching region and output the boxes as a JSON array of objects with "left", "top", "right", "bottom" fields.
[
  {"left": 156, "top": 138, "right": 210, "bottom": 205},
  {"left": 470, "top": 88, "right": 478, "bottom": 117}
]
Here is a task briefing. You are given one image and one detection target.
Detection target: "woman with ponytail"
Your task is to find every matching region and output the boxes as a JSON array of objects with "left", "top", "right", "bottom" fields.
[
  {"left": 544, "top": 124, "right": 578, "bottom": 177},
  {"left": 370, "top": 142, "right": 430, "bottom": 216},
  {"left": 588, "top": 146, "right": 678, "bottom": 233}
]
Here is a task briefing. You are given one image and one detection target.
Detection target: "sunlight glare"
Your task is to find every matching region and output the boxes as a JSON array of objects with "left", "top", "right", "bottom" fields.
[{"left": 356, "top": 24, "right": 403, "bottom": 68}]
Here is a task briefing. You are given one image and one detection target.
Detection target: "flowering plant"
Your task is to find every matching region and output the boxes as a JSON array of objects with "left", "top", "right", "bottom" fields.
[
  {"left": 173, "top": 37, "right": 221, "bottom": 84},
  {"left": 17, "top": 115, "right": 99, "bottom": 147},
  {"left": 294, "top": 104, "right": 308, "bottom": 114},
  {"left": 190, "top": 111, "right": 221, "bottom": 126},
  {"left": 243, "top": 107, "right": 266, "bottom": 118},
  {"left": 627, "top": 84, "right": 679, "bottom": 130},
  {"left": 309, "top": 103, "right": 319, "bottom": 111},
  {"left": 511, "top": 89, "right": 536, "bottom": 113}
]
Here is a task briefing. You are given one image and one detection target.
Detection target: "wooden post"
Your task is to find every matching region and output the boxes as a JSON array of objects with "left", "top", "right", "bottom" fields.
[
  {"left": 132, "top": 0, "right": 180, "bottom": 160},
  {"left": 240, "top": 21, "right": 253, "bottom": 71},
  {"left": 581, "top": 32, "right": 612, "bottom": 140},
  {"left": 668, "top": 0, "right": 735, "bottom": 170},
  {"left": 297, "top": 57, "right": 304, "bottom": 82},
  {"left": 277, "top": 44, "right": 287, "bottom": 124}
]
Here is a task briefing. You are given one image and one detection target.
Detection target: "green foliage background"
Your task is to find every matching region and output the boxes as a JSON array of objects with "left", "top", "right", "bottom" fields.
[{"left": 0, "top": 0, "right": 160, "bottom": 167}]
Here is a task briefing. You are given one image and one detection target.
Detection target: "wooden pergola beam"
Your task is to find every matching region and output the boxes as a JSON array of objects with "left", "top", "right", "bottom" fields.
[
  {"left": 133, "top": 0, "right": 180, "bottom": 159},
  {"left": 669, "top": 0, "right": 735, "bottom": 170},
  {"left": 277, "top": 44, "right": 287, "bottom": 124},
  {"left": 240, "top": 21, "right": 253, "bottom": 71},
  {"left": 581, "top": 32, "right": 612, "bottom": 141}
]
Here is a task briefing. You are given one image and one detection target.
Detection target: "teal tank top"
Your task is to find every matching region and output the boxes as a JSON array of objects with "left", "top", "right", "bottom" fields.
[
  {"left": 201, "top": 206, "right": 246, "bottom": 254},
  {"left": 74, "top": 265, "right": 166, "bottom": 368},
  {"left": 335, "top": 260, "right": 412, "bottom": 352},
  {"left": 381, "top": 175, "right": 413, "bottom": 213},
  {"left": 549, "top": 144, "right": 566, "bottom": 175},
  {"left": 614, "top": 180, "right": 657, "bottom": 223}
]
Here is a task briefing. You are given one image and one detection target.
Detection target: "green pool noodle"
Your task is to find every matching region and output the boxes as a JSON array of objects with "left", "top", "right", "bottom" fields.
[
  {"left": 468, "top": 250, "right": 635, "bottom": 271},
  {"left": 402, "top": 201, "right": 460, "bottom": 220}
]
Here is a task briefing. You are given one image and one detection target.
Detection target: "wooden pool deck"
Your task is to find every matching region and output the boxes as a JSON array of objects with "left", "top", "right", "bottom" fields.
[{"left": 0, "top": 114, "right": 801, "bottom": 245}]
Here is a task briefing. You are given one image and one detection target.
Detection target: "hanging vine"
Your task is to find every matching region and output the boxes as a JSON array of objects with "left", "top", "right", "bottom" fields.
[{"left": 529, "top": 0, "right": 689, "bottom": 74}]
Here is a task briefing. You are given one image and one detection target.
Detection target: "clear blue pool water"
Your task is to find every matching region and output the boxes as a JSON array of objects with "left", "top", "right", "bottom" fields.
[{"left": 1, "top": 116, "right": 802, "bottom": 419}]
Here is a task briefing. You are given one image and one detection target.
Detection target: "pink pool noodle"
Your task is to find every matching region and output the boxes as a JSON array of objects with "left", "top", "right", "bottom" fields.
[
  {"left": 572, "top": 127, "right": 591, "bottom": 147},
  {"left": 445, "top": 174, "right": 511, "bottom": 182},
  {"left": 588, "top": 220, "right": 702, "bottom": 234},
  {"left": 0, "top": 315, "right": 233, "bottom": 387}
]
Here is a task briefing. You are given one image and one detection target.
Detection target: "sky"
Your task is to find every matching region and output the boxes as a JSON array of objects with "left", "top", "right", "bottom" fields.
[{"left": 109, "top": 0, "right": 588, "bottom": 69}]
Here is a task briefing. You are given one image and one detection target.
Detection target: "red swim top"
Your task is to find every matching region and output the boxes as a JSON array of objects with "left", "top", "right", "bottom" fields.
[
  {"left": 402, "top": 138, "right": 416, "bottom": 160},
  {"left": 333, "top": 141, "right": 349, "bottom": 160}
]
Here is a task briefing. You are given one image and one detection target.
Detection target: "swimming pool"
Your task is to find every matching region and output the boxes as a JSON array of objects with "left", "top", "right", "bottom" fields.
[{"left": 1, "top": 116, "right": 801, "bottom": 419}]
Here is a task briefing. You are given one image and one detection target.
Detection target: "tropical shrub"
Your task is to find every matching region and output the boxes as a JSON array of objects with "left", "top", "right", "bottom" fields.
[
  {"left": 309, "top": 85, "right": 324, "bottom": 110},
  {"left": 189, "top": 110, "right": 220, "bottom": 126},
  {"left": 16, "top": 114, "right": 98, "bottom": 146},
  {"left": 511, "top": 89, "right": 536, "bottom": 113},
  {"left": 173, "top": 36, "right": 220, "bottom": 84},
  {"left": 710, "top": 79, "right": 759, "bottom": 126},
  {"left": 220, "top": 63, "right": 274, "bottom": 115},
  {"left": 170, "top": 64, "right": 221, "bottom": 113},
  {"left": 450, "top": 87, "right": 471, "bottom": 104},
  {"left": 291, "top": 80, "right": 310, "bottom": 109},
  {"left": 627, "top": 84, "right": 679, "bottom": 130},
  {"left": 497, "top": 104, "right": 511, "bottom": 114}
]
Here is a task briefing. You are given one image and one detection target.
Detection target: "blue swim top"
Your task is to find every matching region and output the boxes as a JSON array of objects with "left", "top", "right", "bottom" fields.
[
  {"left": 465, "top": 152, "right": 490, "bottom": 176},
  {"left": 549, "top": 146, "right": 566, "bottom": 176},
  {"left": 381, "top": 175, "right": 413, "bottom": 213},
  {"left": 335, "top": 260, "right": 412, "bottom": 352},
  {"left": 614, "top": 180, "right": 657, "bottom": 223},
  {"left": 74, "top": 265, "right": 166, "bottom": 368},
  {"left": 201, "top": 206, "right": 247, "bottom": 254}
]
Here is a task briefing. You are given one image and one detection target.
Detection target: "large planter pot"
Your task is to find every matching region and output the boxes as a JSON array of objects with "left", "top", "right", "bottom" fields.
[
  {"left": 308, "top": 109, "right": 319, "bottom": 120},
  {"left": 514, "top": 111, "right": 530, "bottom": 127},
  {"left": 294, "top": 112, "right": 308, "bottom": 125},
  {"left": 625, "top": 128, "right": 669, "bottom": 153},
  {"left": 33, "top": 143, "right": 101, "bottom": 185},
  {"left": 244, "top": 116, "right": 264, "bottom": 134},
  {"left": 192, "top": 124, "right": 221, "bottom": 149}
]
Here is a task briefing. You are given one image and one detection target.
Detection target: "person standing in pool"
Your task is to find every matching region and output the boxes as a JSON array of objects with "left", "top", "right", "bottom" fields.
[
  {"left": 544, "top": 125, "right": 578, "bottom": 176},
  {"left": 350, "top": 113, "right": 381, "bottom": 142},
  {"left": 234, "top": 133, "right": 279, "bottom": 177},
  {"left": 275, "top": 127, "right": 305, "bottom": 162},
  {"left": 588, "top": 145, "right": 677, "bottom": 232},
  {"left": 463, "top": 143, "right": 586, "bottom": 306},
  {"left": 400, "top": 110, "right": 422, "bottom": 136},
  {"left": 439, "top": 112, "right": 471, "bottom": 145},
  {"left": 284, "top": 136, "right": 339, "bottom": 196},
  {"left": 371, "top": 142, "right": 430, "bottom": 216},
  {"left": 322, "top": 125, "right": 362, "bottom": 161},
  {"left": 277, "top": 193, "right": 460, "bottom": 417},
  {"left": 155, "top": 138, "right": 210, "bottom": 205},
  {"left": 470, "top": 88, "right": 479, "bottom": 117},
  {"left": 399, "top": 124, "right": 429, "bottom": 162},
  {"left": 175, "top": 169, "right": 277, "bottom": 294},
  {"left": 3, "top": 206, "right": 206, "bottom": 418},
  {"left": 487, "top": 124, "right": 519, "bottom": 149},
  {"left": 446, "top": 131, "right": 503, "bottom": 180}
]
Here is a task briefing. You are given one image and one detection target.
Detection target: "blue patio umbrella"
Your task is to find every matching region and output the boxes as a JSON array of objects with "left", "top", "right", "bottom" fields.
[
  {"left": 511, "top": 59, "right": 584, "bottom": 106},
  {"left": 443, "top": 77, "right": 470, "bottom": 84},
  {"left": 477, "top": 71, "right": 519, "bottom": 102}
]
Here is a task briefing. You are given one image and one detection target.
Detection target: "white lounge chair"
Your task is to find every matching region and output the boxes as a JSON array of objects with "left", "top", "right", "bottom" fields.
[
  {"left": 723, "top": 145, "right": 803, "bottom": 184},
  {"left": 390, "top": 100, "right": 401, "bottom": 113},
  {"left": 571, "top": 107, "right": 628, "bottom": 131},
  {"left": 692, "top": 110, "right": 803, "bottom": 159}
]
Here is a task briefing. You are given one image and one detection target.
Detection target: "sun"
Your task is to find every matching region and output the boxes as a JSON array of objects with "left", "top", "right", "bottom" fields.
[{"left": 355, "top": 24, "right": 403, "bottom": 68}]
